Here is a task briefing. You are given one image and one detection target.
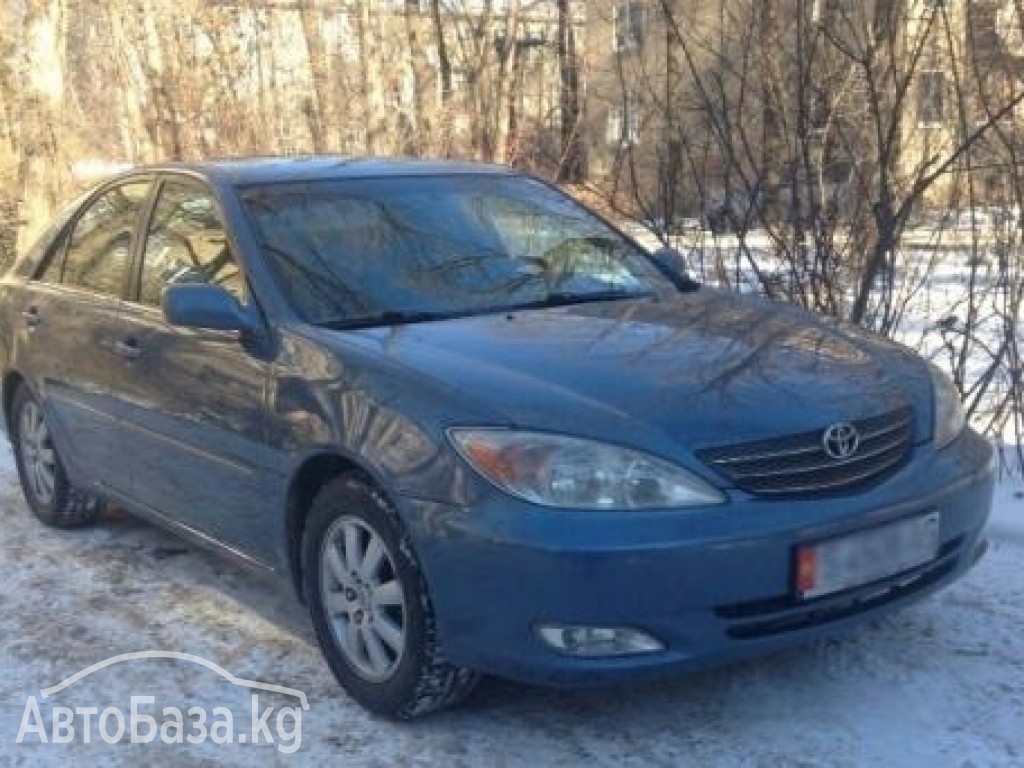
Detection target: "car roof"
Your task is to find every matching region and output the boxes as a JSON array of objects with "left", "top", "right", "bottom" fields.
[{"left": 130, "top": 156, "right": 518, "bottom": 186}]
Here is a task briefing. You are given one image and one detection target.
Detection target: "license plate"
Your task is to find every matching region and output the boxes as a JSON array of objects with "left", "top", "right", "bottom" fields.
[{"left": 795, "top": 512, "right": 941, "bottom": 599}]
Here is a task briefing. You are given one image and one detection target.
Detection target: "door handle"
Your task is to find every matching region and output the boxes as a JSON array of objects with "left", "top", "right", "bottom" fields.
[
  {"left": 22, "top": 308, "right": 41, "bottom": 328},
  {"left": 113, "top": 339, "right": 141, "bottom": 360}
]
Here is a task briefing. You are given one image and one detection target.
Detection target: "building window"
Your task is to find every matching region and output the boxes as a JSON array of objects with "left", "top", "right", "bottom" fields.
[
  {"left": 437, "top": 67, "right": 469, "bottom": 104},
  {"left": 606, "top": 97, "right": 640, "bottom": 146},
  {"left": 814, "top": 0, "right": 851, "bottom": 22},
  {"left": 997, "top": 0, "right": 1024, "bottom": 56},
  {"left": 918, "top": 70, "right": 947, "bottom": 126},
  {"left": 384, "top": 0, "right": 427, "bottom": 11},
  {"left": 613, "top": 0, "right": 645, "bottom": 53}
]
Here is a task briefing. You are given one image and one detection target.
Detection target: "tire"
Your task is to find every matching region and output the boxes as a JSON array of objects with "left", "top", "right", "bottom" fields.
[
  {"left": 10, "top": 384, "right": 101, "bottom": 528},
  {"left": 302, "top": 474, "right": 479, "bottom": 718}
]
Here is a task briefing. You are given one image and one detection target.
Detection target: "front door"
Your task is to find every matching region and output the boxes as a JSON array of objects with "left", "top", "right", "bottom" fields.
[{"left": 107, "top": 177, "right": 280, "bottom": 564}]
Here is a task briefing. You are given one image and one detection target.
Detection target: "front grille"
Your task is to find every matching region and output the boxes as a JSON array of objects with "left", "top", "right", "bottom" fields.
[{"left": 696, "top": 406, "right": 915, "bottom": 497}]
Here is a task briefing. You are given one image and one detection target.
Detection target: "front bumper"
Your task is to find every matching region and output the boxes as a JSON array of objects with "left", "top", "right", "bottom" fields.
[{"left": 397, "top": 428, "right": 995, "bottom": 686}]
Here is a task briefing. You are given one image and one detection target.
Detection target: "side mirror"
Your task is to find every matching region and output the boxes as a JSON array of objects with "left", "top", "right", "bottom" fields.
[
  {"left": 650, "top": 247, "right": 700, "bottom": 292},
  {"left": 162, "top": 283, "right": 261, "bottom": 336}
]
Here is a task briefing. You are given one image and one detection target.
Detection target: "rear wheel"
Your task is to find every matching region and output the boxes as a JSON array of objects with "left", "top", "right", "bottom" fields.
[
  {"left": 10, "top": 385, "right": 101, "bottom": 528},
  {"left": 303, "top": 474, "right": 478, "bottom": 718}
]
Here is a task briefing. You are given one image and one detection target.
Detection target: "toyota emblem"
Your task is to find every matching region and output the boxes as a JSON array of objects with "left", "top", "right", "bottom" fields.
[{"left": 822, "top": 422, "right": 860, "bottom": 460}]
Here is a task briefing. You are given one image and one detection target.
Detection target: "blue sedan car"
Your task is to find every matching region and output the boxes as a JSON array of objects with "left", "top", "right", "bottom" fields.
[{"left": 0, "top": 158, "right": 994, "bottom": 717}]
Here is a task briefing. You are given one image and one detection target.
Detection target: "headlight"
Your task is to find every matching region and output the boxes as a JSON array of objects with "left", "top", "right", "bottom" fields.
[
  {"left": 929, "top": 363, "right": 965, "bottom": 449},
  {"left": 448, "top": 429, "right": 725, "bottom": 509}
]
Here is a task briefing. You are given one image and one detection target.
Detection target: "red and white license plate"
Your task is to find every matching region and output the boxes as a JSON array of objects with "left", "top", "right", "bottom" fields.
[{"left": 795, "top": 512, "right": 941, "bottom": 599}]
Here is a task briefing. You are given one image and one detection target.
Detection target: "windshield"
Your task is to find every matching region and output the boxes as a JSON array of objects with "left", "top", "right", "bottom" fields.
[{"left": 240, "top": 175, "right": 671, "bottom": 326}]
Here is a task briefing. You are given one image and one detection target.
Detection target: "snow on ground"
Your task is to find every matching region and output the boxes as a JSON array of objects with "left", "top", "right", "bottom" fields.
[{"left": 0, "top": 445, "right": 1021, "bottom": 766}]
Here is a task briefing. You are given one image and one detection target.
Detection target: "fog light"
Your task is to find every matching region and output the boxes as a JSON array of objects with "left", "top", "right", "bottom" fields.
[{"left": 537, "top": 624, "right": 664, "bottom": 657}]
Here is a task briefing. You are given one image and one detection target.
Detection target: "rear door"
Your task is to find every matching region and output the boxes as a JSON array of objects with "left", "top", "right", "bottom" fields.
[
  {"left": 11, "top": 179, "right": 152, "bottom": 493},
  {"left": 108, "top": 176, "right": 278, "bottom": 564}
]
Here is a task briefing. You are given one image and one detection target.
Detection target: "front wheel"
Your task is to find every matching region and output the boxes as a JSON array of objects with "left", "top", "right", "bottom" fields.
[
  {"left": 10, "top": 385, "right": 101, "bottom": 528},
  {"left": 303, "top": 475, "right": 478, "bottom": 718}
]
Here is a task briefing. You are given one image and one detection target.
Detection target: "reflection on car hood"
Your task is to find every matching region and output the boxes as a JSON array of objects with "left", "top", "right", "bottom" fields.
[{"left": 341, "top": 290, "right": 931, "bottom": 448}]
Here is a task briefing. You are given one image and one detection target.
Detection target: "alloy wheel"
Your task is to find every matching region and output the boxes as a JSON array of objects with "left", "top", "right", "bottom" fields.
[
  {"left": 19, "top": 401, "right": 56, "bottom": 506},
  {"left": 319, "top": 516, "right": 407, "bottom": 683}
]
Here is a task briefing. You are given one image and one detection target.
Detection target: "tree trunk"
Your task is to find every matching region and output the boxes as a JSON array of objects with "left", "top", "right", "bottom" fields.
[
  {"left": 556, "top": 0, "right": 582, "bottom": 182},
  {"left": 299, "top": 2, "right": 328, "bottom": 153}
]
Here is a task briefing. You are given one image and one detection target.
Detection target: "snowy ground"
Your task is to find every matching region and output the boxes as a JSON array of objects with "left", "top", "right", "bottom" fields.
[{"left": 0, "top": 445, "right": 1021, "bottom": 766}]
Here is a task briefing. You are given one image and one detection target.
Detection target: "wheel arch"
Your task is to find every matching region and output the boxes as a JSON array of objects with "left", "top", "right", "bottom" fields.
[
  {"left": 285, "top": 451, "right": 396, "bottom": 601},
  {"left": 2, "top": 369, "right": 26, "bottom": 435}
]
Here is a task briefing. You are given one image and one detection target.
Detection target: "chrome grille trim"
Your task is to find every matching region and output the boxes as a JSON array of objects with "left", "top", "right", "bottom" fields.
[
  {"left": 735, "top": 452, "right": 907, "bottom": 495},
  {"left": 709, "top": 442, "right": 822, "bottom": 465},
  {"left": 856, "top": 414, "right": 915, "bottom": 443},
  {"left": 732, "top": 433, "right": 910, "bottom": 480},
  {"left": 696, "top": 406, "right": 915, "bottom": 496}
]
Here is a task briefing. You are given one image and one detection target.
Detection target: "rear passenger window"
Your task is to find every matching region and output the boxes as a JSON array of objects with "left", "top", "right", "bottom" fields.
[
  {"left": 138, "top": 182, "right": 244, "bottom": 307},
  {"left": 25, "top": 191, "right": 89, "bottom": 283},
  {"left": 62, "top": 181, "right": 151, "bottom": 296}
]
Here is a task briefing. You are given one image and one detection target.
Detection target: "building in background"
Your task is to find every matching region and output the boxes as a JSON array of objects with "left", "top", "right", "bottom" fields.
[
  {"left": 579, "top": 0, "right": 1024, "bottom": 224},
  {"left": 5, "top": 0, "right": 1024, "bottom": 254}
]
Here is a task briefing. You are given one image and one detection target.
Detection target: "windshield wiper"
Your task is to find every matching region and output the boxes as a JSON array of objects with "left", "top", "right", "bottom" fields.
[
  {"left": 505, "top": 289, "right": 655, "bottom": 312},
  {"left": 317, "top": 309, "right": 458, "bottom": 330},
  {"left": 317, "top": 290, "right": 655, "bottom": 330}
]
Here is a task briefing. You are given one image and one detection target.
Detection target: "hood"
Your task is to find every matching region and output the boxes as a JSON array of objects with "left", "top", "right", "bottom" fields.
[{"left": 335, "top": 290, "right": 932, "bottom": 454}]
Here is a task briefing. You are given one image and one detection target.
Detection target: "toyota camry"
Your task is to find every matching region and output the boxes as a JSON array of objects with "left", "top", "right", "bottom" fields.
[{"left": 0, "top": 157, "right": 994, "bottom": 717}]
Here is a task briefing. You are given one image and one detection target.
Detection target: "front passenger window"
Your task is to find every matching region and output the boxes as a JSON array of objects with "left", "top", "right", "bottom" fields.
[{"left": 139, "top": 182, "right": 245, "bottom": 307}]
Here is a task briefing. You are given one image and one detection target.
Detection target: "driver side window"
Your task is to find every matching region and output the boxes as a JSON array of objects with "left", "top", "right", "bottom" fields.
[{"left": 138, "top": 181, "right": 245, "bottom": 307}]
